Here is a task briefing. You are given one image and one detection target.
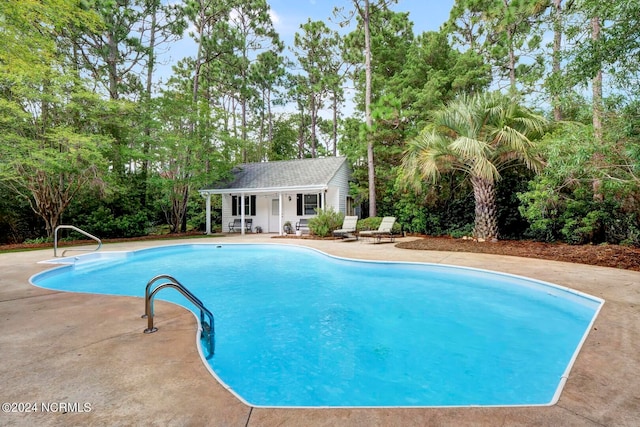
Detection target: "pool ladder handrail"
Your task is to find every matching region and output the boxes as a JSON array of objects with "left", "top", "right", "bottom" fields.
[
  {"left": 143, "top": 274, "right": 215, "bottom": 358},
  {"left": 54, "top": 225, "right": 102, "bottom": 257}
]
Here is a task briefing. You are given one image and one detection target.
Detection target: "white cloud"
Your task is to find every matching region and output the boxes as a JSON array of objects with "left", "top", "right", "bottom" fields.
[{"left": 269, "top": 9, "right": 281, "bottom": 27}]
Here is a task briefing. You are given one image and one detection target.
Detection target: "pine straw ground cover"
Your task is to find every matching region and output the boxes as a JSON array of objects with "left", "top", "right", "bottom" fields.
[{"left": 396, "top": 235, "right": 640, "bottom": 272}]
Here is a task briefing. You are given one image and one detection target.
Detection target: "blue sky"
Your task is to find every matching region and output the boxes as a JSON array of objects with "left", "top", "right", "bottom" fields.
[
  {"left": 164, "top": 1, "right": 455, "bottom": 73},
  {"left": 269, "top": 0, "right": 455, "bottom": 47},
  {"left": 263, "top": 0, "right": 456, "bottom": 116},
  {"left": 159, "top": 1, "right": 456, "bottom": 116}
]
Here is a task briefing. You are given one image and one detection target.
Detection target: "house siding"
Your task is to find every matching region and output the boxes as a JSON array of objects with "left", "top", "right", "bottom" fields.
[
  {"left": 327, "top": 161, "right": 351, "bottom": 215},
  {"left": 211, "top": 158, "right": 352, "bottom": 234},
  {"left": 221, "top": 194, "right": 233, "bottom": 232}
]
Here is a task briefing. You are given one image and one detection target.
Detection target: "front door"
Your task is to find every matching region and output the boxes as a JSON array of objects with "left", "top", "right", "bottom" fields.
[{"left": 270, "top": 198, "right": 280, "bottom": 233}]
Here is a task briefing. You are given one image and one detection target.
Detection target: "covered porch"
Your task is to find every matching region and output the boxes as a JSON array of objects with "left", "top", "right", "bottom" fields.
[{"left": 199, "top": 185, "right": 328, "bottom": 236}]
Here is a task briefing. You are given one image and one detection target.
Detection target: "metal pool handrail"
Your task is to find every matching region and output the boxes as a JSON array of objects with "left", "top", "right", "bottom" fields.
[
  {"left": 54, "top": 225, "right": 102, "bottom": 257},
  {"left": 143, "top": 274, "right": 215, "bottom": 359}
]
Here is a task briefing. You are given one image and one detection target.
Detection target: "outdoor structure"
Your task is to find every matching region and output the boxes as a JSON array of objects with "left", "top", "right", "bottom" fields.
[{"left": 199, "top": 157, "right": 353, "bottom": 235}]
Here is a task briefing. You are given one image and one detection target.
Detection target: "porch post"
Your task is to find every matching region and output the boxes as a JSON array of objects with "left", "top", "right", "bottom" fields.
[
  {"left": 240, "top": 192, "right": 246, "bottom": 235},
  {"left": 279, "top": 192, "right": 283, "bottom": 236},
  {"left": 204, "top": 193, "right": 211, "bottom": 235}
]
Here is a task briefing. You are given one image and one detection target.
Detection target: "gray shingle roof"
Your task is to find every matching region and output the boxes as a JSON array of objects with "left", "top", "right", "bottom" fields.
[{"left": 202, "top": 157, "right": 347, "bottom": 191}]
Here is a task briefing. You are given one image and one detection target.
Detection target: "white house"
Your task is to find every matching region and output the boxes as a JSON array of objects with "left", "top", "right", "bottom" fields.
[{"left": 199, "top": 157, "right": 353, "bottom": 235}]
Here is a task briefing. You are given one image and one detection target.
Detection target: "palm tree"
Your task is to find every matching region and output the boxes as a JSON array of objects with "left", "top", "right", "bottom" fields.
[{"left": 402, "top": 92, "right": 547, "bottom": 241}]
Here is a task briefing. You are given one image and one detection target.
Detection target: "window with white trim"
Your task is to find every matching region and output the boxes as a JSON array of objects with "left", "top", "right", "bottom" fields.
[
  {"left": 296, "top": 193, "right": 320, "bottom": 215},
  {"left": 231, "top": 195, "right": 256, "bottom": 216}
]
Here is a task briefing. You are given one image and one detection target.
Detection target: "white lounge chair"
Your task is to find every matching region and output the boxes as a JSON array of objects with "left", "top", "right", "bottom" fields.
[
  {"left": 359, "top": 216, "right": 397, "bottom": 243},
  {"left": 332, "top": 216, "right": 359, "bottom": 239}
]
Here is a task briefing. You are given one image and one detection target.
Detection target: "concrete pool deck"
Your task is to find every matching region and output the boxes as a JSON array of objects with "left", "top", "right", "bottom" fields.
[{"left": 1, "top": 234, "right": 639, "bottom": 426}]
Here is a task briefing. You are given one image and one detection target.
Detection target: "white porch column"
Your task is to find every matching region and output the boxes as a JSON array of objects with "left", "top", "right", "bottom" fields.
[
  {"left": 240, "top": 192, "right": 246, "bottom": 235},
  {"left": 279, "top": 192, "right": 283, "bottom": 236},
  {"left": 204, "top": 193, "right": 211, "bottom": 235}
]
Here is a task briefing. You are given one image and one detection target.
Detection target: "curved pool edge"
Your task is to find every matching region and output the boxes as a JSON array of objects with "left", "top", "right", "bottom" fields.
[
  {"left": 35, "top": 242, "right": 605, "bottom": 306},
  {"left": 548, "top": 293, "right": 604, "bottom": 407},
  {"left": 29, "top": 241, "right": 605, "bottom": 409}
]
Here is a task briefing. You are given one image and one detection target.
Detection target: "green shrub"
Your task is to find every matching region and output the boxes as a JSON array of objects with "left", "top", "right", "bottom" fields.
[
  {"left": 518, "top": 177, "right": 573, "bottom": 242},
  {"left": 308, "top": 208, "right": 344, "bottom": 237},
  {"left": 519, "top": 175, "right": 640, "bottom": 246},
  {"left": 608, "top": 212, "right": 640, "bottom": 246},
  {"left": 448, "top": 224, "right": 474, "bottom": 239},
  {"left": 394, "top": 196, "right": 429, "bottom": 234},
  {"left": 561, "top": 210, "right": 605, "bottom": 245},
  {"left": 357, "top": 216, "right": 380, "bottom": 231},
  {"left": 76, "top": 207, "right": 149, "bottom": 238},
  {"left": 24, "top": 236, "right": 51, "bottom": 244}
]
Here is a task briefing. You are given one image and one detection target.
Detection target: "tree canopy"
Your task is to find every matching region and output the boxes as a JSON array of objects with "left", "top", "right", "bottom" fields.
[{"left": 1, "top": 0, "right": 639, "bottom": 246}]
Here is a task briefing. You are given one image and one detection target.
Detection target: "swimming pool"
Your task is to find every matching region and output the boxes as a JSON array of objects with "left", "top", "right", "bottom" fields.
[{"left": 32, "top": 243, "right": 603, "bottom": 408}]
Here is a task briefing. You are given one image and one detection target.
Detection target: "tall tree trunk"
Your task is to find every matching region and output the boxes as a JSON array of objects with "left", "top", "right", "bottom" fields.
[
  {"left": 106, "top": 24, "right": 125, "bottom": 176},
  {"left": 241, "top": 88, "right": 248, "bottom": 162},
  {"left": 472, "top": 175, "right": 499, "bottom": 241},
  {"left": 106, "top": 30, "right": 119, "bottom": 100},
  {"left": 192, "top": 4, "right": 206, "bottom": 105},
  {"left": 180, "top": 183, "right": 189, "bottom": 233},
  {"left": 591, "top": 16, "right": 604, "bottom": 201},
  {"left": 141, "top": 5, "right": 158, "bottom": 207},
  {"left": 332, "top": 93, "right": 338, "bottom": 156},
  {"left": 310, "top": 94, "right": 317, "bottom": 158},
  {"left": 267, "top": 88, "right": 273, "bottom": 149},
  {"left": 170, "top": 182, "right": 190, "bottom": 233},
  {"left": 241, "top": 40, "right": 249, "bottom": 163},
  {"left": 507, "top": 27, "right": 517, "bottom": 93},
  {"left": 552, "top": 0, "right": 563, "bottom": 121},
  {"left": 297, "top": 102, "right": 305, "bottom": 158},
  {"left": 591, "top": 16, "right": 603, "bottom": 144},
  {"left": 362, "top": 0, "right": 376, "bottom": 217}
]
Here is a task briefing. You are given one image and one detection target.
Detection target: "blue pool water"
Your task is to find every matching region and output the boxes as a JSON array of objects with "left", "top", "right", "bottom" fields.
[{"left": 32, "top": 243, "right": 603, "bottom": 407}]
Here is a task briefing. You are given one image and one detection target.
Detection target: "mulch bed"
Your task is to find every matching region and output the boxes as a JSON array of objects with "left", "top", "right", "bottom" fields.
[{"left": 396, "top": 235, "right": 640, "bottom": 271}]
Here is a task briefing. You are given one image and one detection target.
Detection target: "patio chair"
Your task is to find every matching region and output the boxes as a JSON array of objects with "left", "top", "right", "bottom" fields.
[
  {"left": 295, "top": 218, "right": 310, "bottom": 234},
  {"left": 228, "top": 218, "right": 252, "bottom": 233},
  {"left": 332, "top": 216, "right": 359, "bottom": 239},
  {"left": 359, "top": 216, "right": 397, "bottom": 243}
]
